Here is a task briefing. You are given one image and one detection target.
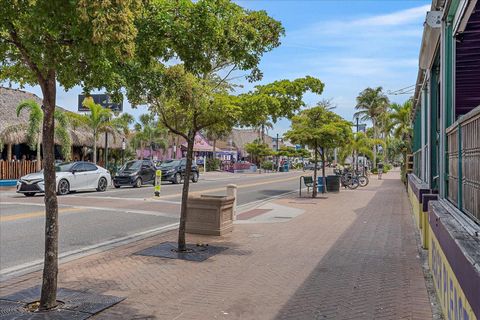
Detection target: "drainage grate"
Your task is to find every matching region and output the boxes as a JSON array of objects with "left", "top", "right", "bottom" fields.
[
  {"left": 134, "top": 241, "right": 228, "bottom": 262},
  {"left": 0, "top": 286, "right": 125, "bottom": 320}
]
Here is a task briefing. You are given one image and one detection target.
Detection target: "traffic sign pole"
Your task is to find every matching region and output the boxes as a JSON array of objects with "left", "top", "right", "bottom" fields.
[{"left": 154, "top": 170, "right": 162, "bottom": 197}]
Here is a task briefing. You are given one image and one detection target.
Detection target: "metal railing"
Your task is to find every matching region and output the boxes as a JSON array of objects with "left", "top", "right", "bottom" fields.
[{"left": 446, "top": 105, "right": 480, "bottom": 224}]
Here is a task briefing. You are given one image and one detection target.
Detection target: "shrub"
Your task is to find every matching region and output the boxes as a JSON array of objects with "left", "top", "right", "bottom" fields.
[
  {"left": 206, "top": 158, "right": 221, "bottom": 171},
  {"left": 261, "top": 161, "right": 274, "bottom": 171}
]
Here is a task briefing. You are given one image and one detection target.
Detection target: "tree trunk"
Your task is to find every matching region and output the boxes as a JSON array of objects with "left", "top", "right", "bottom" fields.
[
  {"left": 261, "top": 124, "right": 265, "bottom": 144},
  {"left": 93, "top": 129, "right": 97, "bottom": 164},
  {"left": 321, "top": 147, "right": 326, "bottom": 194},
  {"left": 213, "top": 139, "right": 216, "bottom": 160},
  {"left": 7, "top": 144, "right": 12, "bottom": 161},
  {"left": 36, "top": 139, "right": 41, "bottom": 172},
  {"left": 312, "top": 142, "right": 318, "bottom": 198},
  {"left": 177, "top": 131, "right": 194, "bottom": 251},
  {"left": 372, "top": 119, "right": 377, "bottom": 168},
  {"left": 39, "top": 71, "right": 59, "bottom": 310}
]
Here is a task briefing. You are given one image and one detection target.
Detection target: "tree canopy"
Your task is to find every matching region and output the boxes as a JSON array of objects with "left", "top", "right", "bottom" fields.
[{"left": 285, "top": 106, "right": 352, "bottom": 196}]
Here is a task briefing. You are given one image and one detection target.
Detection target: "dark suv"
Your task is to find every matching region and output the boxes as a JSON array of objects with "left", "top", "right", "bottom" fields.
[
  {"left": 113, "top": 160, "right": 156, "bottom": 188},
  {"left": 158, "top": 159, "right": 199, "bottom": 184}
]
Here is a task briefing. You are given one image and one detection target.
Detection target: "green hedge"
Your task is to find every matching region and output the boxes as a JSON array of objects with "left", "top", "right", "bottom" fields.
[
  {"left": 261, "top": 161, "right": 274, "bottom": 170},
  {"left": 206, "top": 158, "right": 221, "bottom": 171}
]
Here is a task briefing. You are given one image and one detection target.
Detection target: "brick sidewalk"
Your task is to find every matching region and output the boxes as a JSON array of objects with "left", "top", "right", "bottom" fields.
[{"left": 0, "top": 171, "right": 433, "bottom": 319}]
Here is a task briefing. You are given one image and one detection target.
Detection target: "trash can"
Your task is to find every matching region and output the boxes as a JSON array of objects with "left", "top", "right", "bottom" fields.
[
  {"left": 326, "top": 175, "right": 341, "bottom": 192},
  {"left": 317, "top": 177, "right": 325, "bottom": 193},
  {"left": 283, "top": 163, "right": 289, "bottom": 172}
]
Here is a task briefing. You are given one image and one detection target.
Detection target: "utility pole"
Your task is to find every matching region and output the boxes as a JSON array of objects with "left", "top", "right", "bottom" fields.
[
  {"left": 121, "top": 138, "right": 126, "bottom": 165},
  {"left": 356, "top": 116, "right": 359, "bottom": 172},
  {"left": 276, "top": 133, "right": 279, "bottom": 172},
  {"left": 104, "top": 132, "right": 108, "bottom": 169}
]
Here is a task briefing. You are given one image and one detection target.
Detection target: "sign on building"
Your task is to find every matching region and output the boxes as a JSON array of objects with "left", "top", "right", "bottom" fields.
[{"left": 78, "top": 94, "right": 123, "bottom": 112}]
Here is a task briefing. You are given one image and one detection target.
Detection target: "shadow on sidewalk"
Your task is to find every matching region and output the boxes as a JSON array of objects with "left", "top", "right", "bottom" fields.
[{"left": 273, "top": 177, "right": 432, "bottom": 320}]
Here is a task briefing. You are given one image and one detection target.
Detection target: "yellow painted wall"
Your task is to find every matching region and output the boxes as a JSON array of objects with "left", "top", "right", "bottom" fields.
[
  {"left": 421, "top": 210, "right": 429, "bottom": 249},
  {"left": 408, "top": 184, "right": 422, "bottom": 231},
  {"left": 429, "top": 227, "right": 477, "bottom": 320}
]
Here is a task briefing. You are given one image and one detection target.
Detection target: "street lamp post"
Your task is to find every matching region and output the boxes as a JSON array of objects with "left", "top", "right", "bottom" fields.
[
  {"left": 121, "top": 138, "right": 126, "bottom": 165},
  {"left": 355, "top": 116, "right": 359, "bottom": 172}
]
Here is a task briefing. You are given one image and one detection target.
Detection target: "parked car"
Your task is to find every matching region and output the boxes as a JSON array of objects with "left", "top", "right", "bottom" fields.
[
  {"left": 17, "top": 161, "right": 111, "bottom": 197},
  {"left": 113, "top": 160, "right": 156, "bottom": 188},
  {"left": 304, "top": 163, "right": 322, "bottom": 170},
  {"left": 158, "top": 159, "right": 199, "bottom": 184}
]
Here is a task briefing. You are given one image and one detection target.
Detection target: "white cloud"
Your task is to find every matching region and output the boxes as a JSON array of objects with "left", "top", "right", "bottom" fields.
[{"left": 353, "top": 5, "right": 430, "bottom": 27}]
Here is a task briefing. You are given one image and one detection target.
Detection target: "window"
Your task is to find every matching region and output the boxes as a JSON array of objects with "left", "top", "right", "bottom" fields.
[{"left": 84, "top": 163, "right": 98, "bottom": 172}]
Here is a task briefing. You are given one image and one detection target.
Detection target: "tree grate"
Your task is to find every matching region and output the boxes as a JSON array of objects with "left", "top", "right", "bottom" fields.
[
  {"left": 0, "top": 286, "right": 124, "bottom": 320},
  {"left": 134, "top": 241, "right": 228, "bottom": 262}
]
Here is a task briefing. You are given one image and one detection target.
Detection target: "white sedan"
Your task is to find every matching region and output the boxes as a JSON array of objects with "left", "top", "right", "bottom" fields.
[{"left": 17, "top": 162, "right": 111, "bottom": 197}]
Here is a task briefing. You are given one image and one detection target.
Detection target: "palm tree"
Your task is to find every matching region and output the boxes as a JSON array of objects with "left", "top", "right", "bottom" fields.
[
  {"left": 15, "top": 99, "right": 72, "bottom": 170},
  {"left": 390, "top": 100, "right": 413, "bottom": 166},
  {"left": 133, "top": 114, "right": 168, "bottom": 160},
  {"left": 68, "top": 97, "right": 114, "bottom": 164},
  {"left": 354, "top": 87, "right": 389, "bottom": 166},
  {"left": 340, "top": 132, "right": 383, "bottom": 168}
]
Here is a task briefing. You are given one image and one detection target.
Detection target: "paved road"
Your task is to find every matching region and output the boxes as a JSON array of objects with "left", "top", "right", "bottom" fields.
[{"left": 0, "top": 170, "right": 308, "bottom": 275}]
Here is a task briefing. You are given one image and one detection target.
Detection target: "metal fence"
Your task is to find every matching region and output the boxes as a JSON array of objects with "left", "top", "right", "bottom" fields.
[{"left": 447, "top": 106, "right": 480, "bottom": 223}]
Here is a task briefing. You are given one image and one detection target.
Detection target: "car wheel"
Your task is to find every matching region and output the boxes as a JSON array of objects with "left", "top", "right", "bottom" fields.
[
  {"left": 97, "top": 177, "right": 108, "bottom": 192},
  {"left": 24, "top": 192, "right": 36, "bottom": 197},
  {"left": 57, "top": 179, "right": 70, "bottom": 195},
  {"left": 191, "top": 172, "right": 199, "bottom": 183},
  {"left": 134, "top": 178, "right": 142, "bottom": 188},
  {"left": 173, "top": 173, "right": 182, "bottom": 184}
]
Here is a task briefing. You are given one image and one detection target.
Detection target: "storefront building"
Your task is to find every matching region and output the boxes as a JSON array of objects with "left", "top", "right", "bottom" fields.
[{"left": 409, "top": 1, "right": 480, "bottom": 319}]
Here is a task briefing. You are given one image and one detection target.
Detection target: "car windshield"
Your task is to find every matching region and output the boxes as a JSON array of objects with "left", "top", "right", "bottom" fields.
[
  {"left": 55, "top": 163, "right": 75, "bottom": 172},
  {"left": 160, "top": 160, "right": 181, "bottom": 168},
  {"left": 121, "top": 161, "right": 142, "bottom": 171}
]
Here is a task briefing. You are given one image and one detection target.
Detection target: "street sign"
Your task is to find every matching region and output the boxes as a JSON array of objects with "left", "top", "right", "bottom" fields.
[
  {"left": 78, "top": 94, "right": 123, "bottom": 112},
  {"left": 154, "top": 170, "right": 162, "bottom": 197}
]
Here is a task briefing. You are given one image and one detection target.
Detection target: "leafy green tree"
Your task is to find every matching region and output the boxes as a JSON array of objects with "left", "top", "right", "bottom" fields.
[
  {"left": 204, "top": 123, "right": 232, "bottom": 160},
  {"left": 238, "top": 77, "right": 325, "bottom": 130},
  {"left": 245, "top": 139, "right": 273, "bottom": 166},
  {"left": 134, "top": 114, "right": 167, "bottom": 159},
  {"left": 0, "top": 1, "right": 140, "bottom": 308},
  {"left": 354, "top": 87, "right": 389, "bottom": 166},
  {"left": 125, "top": 0, "right": 284, "bottom": 252},
  {"left": 285, "top": 106, "right": 352, "bottom": 197}
]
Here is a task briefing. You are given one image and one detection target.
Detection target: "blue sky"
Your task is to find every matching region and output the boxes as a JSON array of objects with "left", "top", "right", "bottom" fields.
[{"left": 6, "top": 0, "right": 430, "bottom": 136}]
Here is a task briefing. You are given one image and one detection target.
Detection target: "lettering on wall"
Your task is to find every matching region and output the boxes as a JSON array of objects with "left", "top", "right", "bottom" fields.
[{"left": 430, "top": 236, "right": 474, "bottom": 320}]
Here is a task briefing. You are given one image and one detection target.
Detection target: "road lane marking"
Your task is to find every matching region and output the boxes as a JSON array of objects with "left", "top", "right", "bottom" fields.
[
  {"left": 0, "top": 222, "right": 179, "bottom": 279},
  {"left": 150, "top": 174, "right": 303, "bottom": 200},
  {"left": 0, "top": 207, "right": 82, "bottom": 222}
]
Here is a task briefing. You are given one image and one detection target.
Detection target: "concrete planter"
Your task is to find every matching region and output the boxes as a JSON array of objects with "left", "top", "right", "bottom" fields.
[{"left": 186, "top": 195, "right": 235, "bottom": 236}]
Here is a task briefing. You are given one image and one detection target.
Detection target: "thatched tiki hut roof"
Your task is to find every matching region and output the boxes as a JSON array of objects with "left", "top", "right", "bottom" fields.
[{"left": 0, "top": 87, "right": 125, "bottom": 149}]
